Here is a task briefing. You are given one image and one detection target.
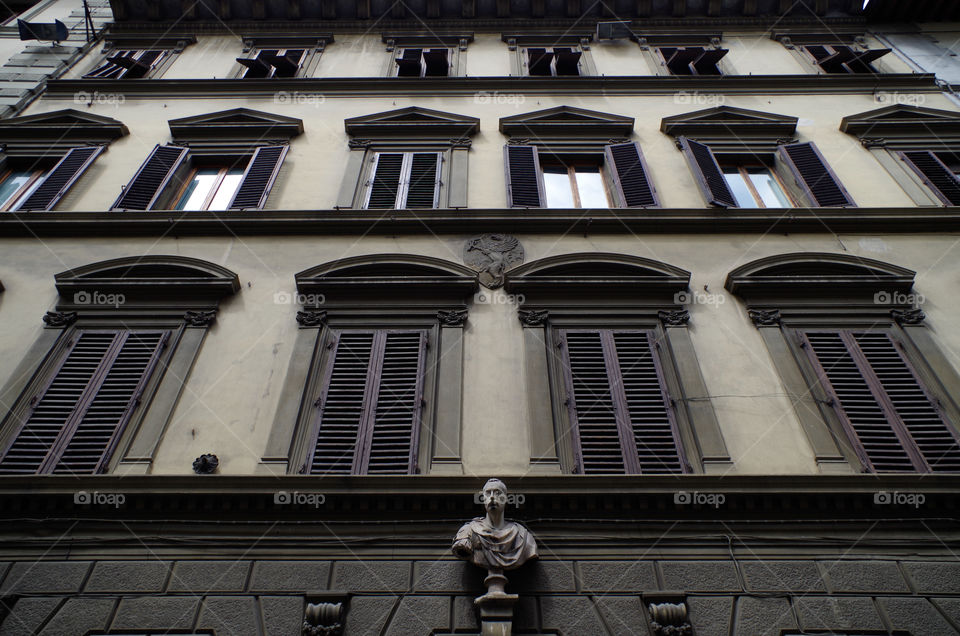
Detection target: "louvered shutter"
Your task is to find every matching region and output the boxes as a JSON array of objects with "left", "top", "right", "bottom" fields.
[
  {"left": 0, "top": 330, "right": 167, "bottom": 475},
  {"left": 404, "top": 152, "right": 440, "bottom": 209},
  {"left": 307, "top": 330, "right": 425, "bottom": 475},
  {"left": 17, "top": 146, "right": 103, "bottom": 211},
  {"left": 678, "top": 137, "right": 737, "bottom": 208},
  {"left": 111, "top": 144, "right": 188, "bottom": 210},
  {"left": 561, "top": 329, "right": 685, "bottom": 475},
  {"left": 777, "top": 142, "right": 856, "bottom": 207},
  {"left": 605, "top": 142, "right": 659, "bottom": 208},
  {"left": 803, "top": 330, "right": 960, "bottom": 473},
  {"left": 366, "top": 153, "right": 404, "bottom": 209},
  {"left": 900, "top": 151, "right": 960, "bottom": 206},
  {"left": 228, "top": 145, "right": 288, "bottom": 210},
  {"left": 505, "top": 145, "right": 544, "bottom": 208}
]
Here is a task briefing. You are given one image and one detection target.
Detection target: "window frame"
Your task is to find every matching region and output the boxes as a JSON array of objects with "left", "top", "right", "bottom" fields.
[
  {"left": 0, "top": 166, "right": 46, "bottom": 211},
  {"left": 362, "top": 150, "right": 443, "bottom": 209},
  {"left": 81, "top": 36, "right": 194, "bottom": 80},
  {"left": 540, "top": 159, "right": 614, "bottom": 209},
  {"left": 382, "top": 34, "right": 471, "bottom": 78},
  {"left": 655, "top": 45, "right": 728, "bottom": 76},
  {"left": 503, "top": 34, "right": 596, "bottom": 77},
  {"left": 775, "top": 33, "right": 891, "bottom": 75},
  {"left": 170, "top": 163, "right": 247, "bottom": 211},
  {"left": 719, "top": 162, "right": 797, "bottom": 209}
]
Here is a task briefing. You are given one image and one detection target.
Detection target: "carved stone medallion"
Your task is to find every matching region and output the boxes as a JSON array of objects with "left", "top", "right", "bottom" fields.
[{"left": 463, "top": 234, "right": 524, "bottom": 289}]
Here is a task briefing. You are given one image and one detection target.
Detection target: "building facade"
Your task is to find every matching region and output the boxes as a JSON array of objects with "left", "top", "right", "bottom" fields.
[{"left": 0, "top": 0, "right": 959, "bottom": 634}]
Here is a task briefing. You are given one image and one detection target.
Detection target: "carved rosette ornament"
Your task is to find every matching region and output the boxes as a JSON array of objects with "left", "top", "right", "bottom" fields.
[
  {"left": 748, "top": 308, "right": 781, "bottom": 327},
  {"left": 184, "top": 310, "right": 216, "bottom": 327},
  {"left": 192, "top": 454, "right": 219, "bottom": 474},
  {"left": 891, "top": 307, "right": 925, "bottom": 325},
  {"left": 517, "top": 309, "right": 548, "bottom": 327},
  {"left": 649, "top": 602, "right": 692, "bottom": 636},
  {"left": 297, "top": 310, "right": 328, "bottom": 327},
  {"left": 437, "top": 309, "right": 468, "bottom": 327},
  {"left": 452, "top": 478, "right": 538, "bottom": 636},
  {"left": 658, "top": 309, "right": 691, "bottom": 326},
  {"left": 42, "top": 311, "right": 78, "bottom": 327},
  {"left": 464, "top": 234, "right": 524, "bottom": 289}
]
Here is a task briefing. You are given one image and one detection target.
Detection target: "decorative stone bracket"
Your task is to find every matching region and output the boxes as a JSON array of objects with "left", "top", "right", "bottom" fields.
[{"left": 303, "top": 592, "right": 350, "bottom": 636}]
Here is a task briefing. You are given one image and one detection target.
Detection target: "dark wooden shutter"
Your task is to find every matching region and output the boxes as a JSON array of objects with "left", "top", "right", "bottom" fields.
[
  {"left": 404, "top": 152, "right": 440, "bottom": 209},
  {"left": 422, "top": 49, "right": 449, "bottom": 76},
  {"left": 228, "top": 145, "right": 288, "bottom": 210},
  {"left": 504, "top": 145, "right": 544, "bottom": 208},
  {"left": 777, "top": 142, "right": 856, "bottom": 207},
  {"left": 803, "top": 330, "right": 960, "bottom": 473},
  {"left": 605, "top": 142, "right": 659, "bottom": 208},
  {"left": 307, "top": 330, "right": 426, "bottom": 475},
  {"left": 111, "top": 144, "right": 188, "bottom": 210},
  {"left": 17, "top": 146, "right": 103, "bottom": 211},
  {"left": 0, "top": 330, "right": 166, "bottom": 475},
  {"left": 678, "top": 137, "right": 736, "bottom": 207},
  {"left": 366, "top": 153, "right": 404, "bottom": 209},
  {"left": 900, "top": 151, "right": 960, "bottom": 206},
  {"left": 561, "top": 329, "right": 685, "bottom": 475},
  {"left": 396, "top": 48, "right": 423, "bottom": 76}
]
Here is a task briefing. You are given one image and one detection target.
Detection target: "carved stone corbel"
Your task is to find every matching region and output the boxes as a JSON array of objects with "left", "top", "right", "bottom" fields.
[
  {"left": 649, "top": 602, "right": 691, "bottom": 636},
  {"left": 438, "top": 309, "right": 468, "bottom": 327},
  {"left": 891, "top": 307, "right": 925, "bottom": 325},
  {"left": 748, "top": 308, "right": 781, "bottom": 327},
  {"left": 506, "top": 38, "right": 517, "bottom": 51},
  {"left": 42, "top": 311, "right": 78, "bottom": 327},
  {"left": 184, "top": 310, "right": 216, "bottom": 327},
  {"left": 860, "top": 137, "right": 887, "bottom": 149},
  {"left": 607, "top": 138, "right": 632, "bottom": 145},
  {"left": 297, "top": 310, "right": 328, "bottom": 327},
  {"left": 518, "top": 309, "right": 548, "bottom": 327},
  {"left": 579, "top": 37, "right": 591, "bottom": 51},
  {"left": 459, "top": 37, "right": 469, "bottom": 51},
  {"left": 449, "top": 138, "right": 472, "bottom": 149},
  {"left": 658, "top": 309, "right": 690, "bottom": 326},
  {"left": 635, "top": 37, "right": 649, "bottom": 50},
  {"left": 303, "top": 602, "right": 344, "bottom": 636},
  {"left": 348, "top": 139, "right": 374, "bottom": 149},
  {"left": 507, "top": 138, "right": 531, "bottom": 146}
]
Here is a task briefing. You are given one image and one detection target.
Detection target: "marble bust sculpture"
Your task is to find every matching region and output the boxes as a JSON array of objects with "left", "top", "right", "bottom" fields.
[{"left": 452, "top": 478, "right": 538, "bottom": 571}]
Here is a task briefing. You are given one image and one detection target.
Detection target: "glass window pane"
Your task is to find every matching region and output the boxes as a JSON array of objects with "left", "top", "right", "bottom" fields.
[
  {"left": 0, "top": 171, "right": 35, "bottom": 208},
  {"left": 747, "top": 167, "right": 792, "bottom": 208},
  {"left": 208, "top": 169, "right": 245, "bottom": 210},
  {"left": 721, "top": 166, "right": 758, "bottom": 208},
  {"left": 574, "top": 167, "right": 608, "bottom": 208},
  {"left": 175, "top": 168, "right": 220, "bottom": 211},
  {"left": 543, "top": 166, "right": 575, "bottom": 208}
]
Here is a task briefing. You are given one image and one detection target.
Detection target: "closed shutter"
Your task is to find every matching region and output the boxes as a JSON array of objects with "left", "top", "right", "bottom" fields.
[
  {"left": 504, "top": 145, "right": 544, "bottom": 208},
  {"left": 307, "top": 330, "right": 426, "bottom": 475},
  {"left": 900, "top": 151, "right": 960, "bottom": 206},
  {"left": 605, "top": 142, "right": 659, "bottom": 208},
  {"left": 17, "top": 146, "right": 103, "bottom": 211},
  {"left": 777, "top": 142, "right": 856, "bottom": 207},
  {"left": 679, "top": 137, "right": 737, "bottom": 208},
  {"left": 404, "top": 152, "right": 440, "bottom": 209},
  {"left": 0, "top": 330, "right": 167, "bottom": 475},
  {"left": 111, "top": 144, "right": 189, "bottom": 210},
  {"left": 228, "top": 145, "right": 288, "bottom": 210},
  {"left": 561, "top": 329, "right": 685, "bottom": 475},
  {"left": 366, "top": 153, "right": 404, "bottom": 209},
  {"left": 803, "top": 330, "right": 960, "bottom": 473}
]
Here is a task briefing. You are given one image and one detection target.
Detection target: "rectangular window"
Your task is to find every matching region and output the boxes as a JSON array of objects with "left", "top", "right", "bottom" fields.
[
  {"left": 559, "top": 329, "right": 686, "bottom": 475},
  {"left": 658, "top": 46, "right": 727, "bottom": 75},
  {"left": 237, "top": 48, "right": 307, "bottom": 78},
  {"left": 0, "top": 168, "right": 45, "bottom": 210},
  {"left": 0, "top": 330, "right": 168, "bottom": 475},
  {"left": 84, "top": 49, "right": 166, "bottom": 79},
  {"left": 395, "top": 48, "right": 449, "bottom": 77},
  {"left": 304, "top": 330, "right": 426, "bottom": 476},
  {"left": 541, "top": 160, "right": 610, "bottom": 209},
  {"left": 720, "top": 164, "right": 794, "bottom": 208},
  {"left": 365, "top": 152, "right": 441, "bottom": 209},
  {"left": 0, "top": 146, "right": 103, "bottom": 212},
  {"left": 899, "top": 150, "right": 960, "bottom": 205},
  {"left": 803, "top": 44, "right": 890, "bottom": 73},
  {"left": 173, "top": 166, "right": 245, "bottom": 211},
  {"left": 525, "top": 47, "right": 582, "bottom": 76},
  {"left": 801, "top": 329, "right": 960, "bottom": 473}
]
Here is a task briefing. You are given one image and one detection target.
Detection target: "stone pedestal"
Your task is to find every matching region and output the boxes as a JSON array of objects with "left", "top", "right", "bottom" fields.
[{"left": 474, "top": 571, "right": 518, "bottom": 636}]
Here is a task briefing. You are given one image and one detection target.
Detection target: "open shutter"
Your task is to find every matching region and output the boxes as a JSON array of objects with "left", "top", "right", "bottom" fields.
[
  {"left": 605, "top": 142, "right": 659, "bottom": 208},
  {"left": 404, "top": 153, "right": 440, "bottom": 209},
  {"left": 228, "top": 145, "right": 288, "bottom": 210},
  {"left": 526, "top": 48, "right": 554, "bottom": 75},
  {"left": 505, "top": 145, "right": 544, "bottom": 208},
  {"left": 900, "top": 151, "right": 960, "bottom": 206},
  {"left": 366, "top": 153, "right": 404, "bottom": 209},
  {"left": 803, "top": 331, "right": 960, "bottom": 473},
  {"left": 561, "top": 330, "right": 684, "bottom": 475},
  {"left": 17, "top": 146, "right": 103, "bottom": 211},
  {"left": 396, "top": 48, "right": 423, "bottom": 76},
  {"left": 679, "top": 137, "right": 736, "bottom": 207},
  {"left": 422, "top": 49, "right": 449, "bottom": 76},
  {"left": 0, "top": 330, "right": 166, "bottom": 475},
  {"left": 777, "top": 142, "right": 856, "bottom": 207},
  {"left": 111, "top": 144, "right": 188, "bottom": 210},
  {"left": 362, "top": 331, "right": 426, "bottom": 474}
]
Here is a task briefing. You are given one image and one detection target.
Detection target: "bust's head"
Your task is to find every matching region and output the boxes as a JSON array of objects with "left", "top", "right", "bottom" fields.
[{"left": 481, "top": 478, "right": 508, "bottom": 513}]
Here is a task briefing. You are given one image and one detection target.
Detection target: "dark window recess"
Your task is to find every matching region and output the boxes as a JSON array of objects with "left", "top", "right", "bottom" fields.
[
  {"left": 84, "top": 50, "right": 164, "bottom": 79},
  {"left": 395, "top": 48, "right": 449, "bottom": 77},
  {"left": 803, "top": 330, "right": 960, "bottom": 473},
  {"left": 365, "top": 152, "right": 440, "bottom": 209},
  {"left": 659, "top": 46, "right": 727, "bottom": 75},
  {"left": 804, "top": 44, "right": 890, "bottom": 73},
  {"left": 16, "top": 146, "right": 103, "bottom": 211},
  {"left": 527, "top": 47, "right": 582, "bottom": 76},
  {"left": 305, "top": 330, "right": 426, "bottom": 476},
  {"left": 777, "top": 141, "right": 856, "bottom": 207},
  {"left": 237, "top": 49, "right": 306, "bottom": 78},
  {"left": 899, "top": 151, "right": 960, "bottom": 206},
  {"left": 0, "top": 330, "right": 168, "bottom": 475},
  {"left": 678, "top": 137, "right": 737, "bottom": 207},
  {"left": 605, "top": 142, "right": 659, "bottom": 208},
  {"left": 505, "top": 145, "right": 545, "bottom": 207},
  {"left": 112, "top": 144, "right": 188, "bottom": 210},
  {"left": 560, "top": 329, "right": 686, "bottom": 475},
  {"left": 227, "top": 145, "right": 288, "bottom": 210}
]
